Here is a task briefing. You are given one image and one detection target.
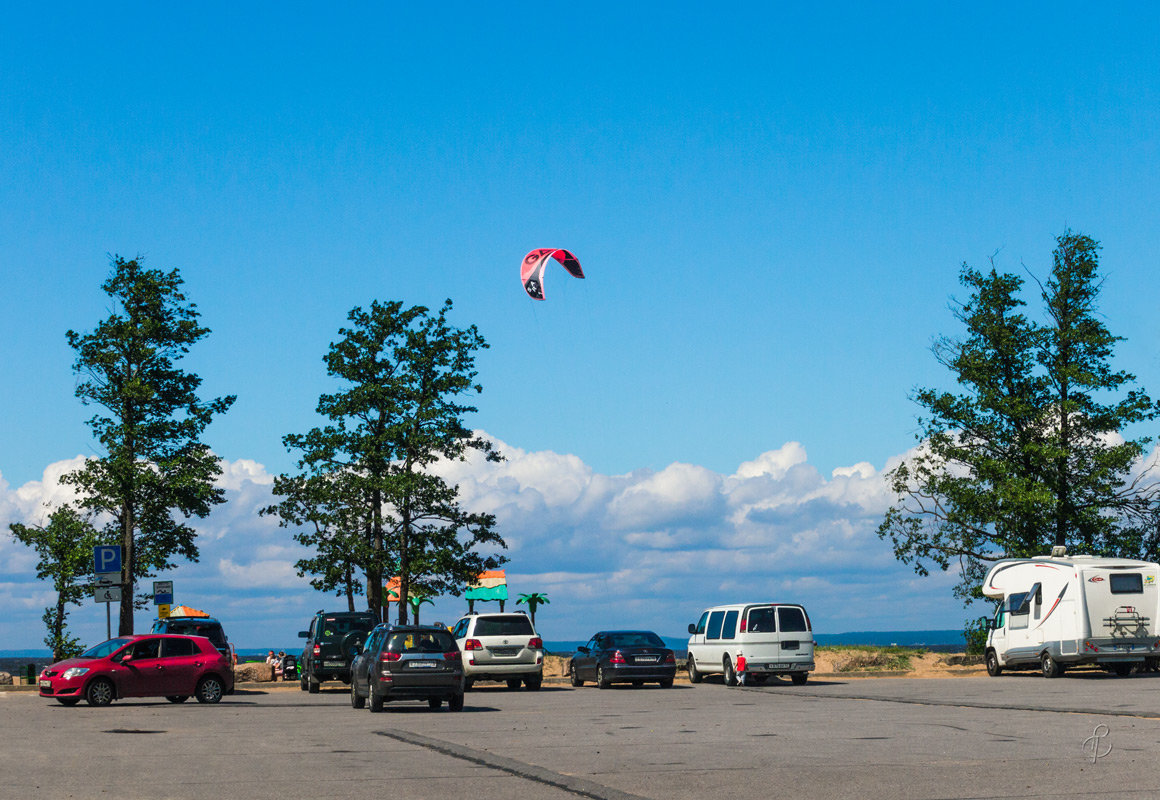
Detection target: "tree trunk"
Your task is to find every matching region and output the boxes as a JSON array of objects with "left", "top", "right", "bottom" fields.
[{"left": 119, "top": 502, "right": 135, "bottom": 636}]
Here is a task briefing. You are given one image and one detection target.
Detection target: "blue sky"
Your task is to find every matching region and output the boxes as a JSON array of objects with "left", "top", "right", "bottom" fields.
[{"left": 3, "top": 4, "right": 1160, "bottom": 650}]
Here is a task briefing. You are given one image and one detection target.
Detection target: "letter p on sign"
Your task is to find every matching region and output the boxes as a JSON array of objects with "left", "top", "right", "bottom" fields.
[{"left": 93, "top": 546, "right": 122, "bottom": 575}]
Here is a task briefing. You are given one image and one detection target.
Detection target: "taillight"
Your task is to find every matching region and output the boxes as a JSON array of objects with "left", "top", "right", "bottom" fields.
[
  {"left": 736, "top": 655, "right": 747, "bottom": 672},
  {"left": 739, "top": 619, "right": 748, "bottom": 632},
  {"left": 610, "top": 650, "right": 627, "bottom": 664},
  {"left": 465, "top": 639, "right": 482, "bottom": 651},
  {"left": 313, "top": 644, "right": 321, "bottom": 657},
  {"left": 663, "top": 652, "right": 675, "bottom": 663},
  {"left": 380, "top": 651, "right": 401, "bottom": 662},
  {"left": 529, "top": 637, "right": 543, "bottom": 649},
  {"left": 444, "top": 651, "right": 461, "bottom": 661}
]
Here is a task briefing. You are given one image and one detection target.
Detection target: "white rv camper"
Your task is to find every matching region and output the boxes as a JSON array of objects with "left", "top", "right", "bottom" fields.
[{"left": 982, "top": 548, "right": 1160, "bottom": 678}]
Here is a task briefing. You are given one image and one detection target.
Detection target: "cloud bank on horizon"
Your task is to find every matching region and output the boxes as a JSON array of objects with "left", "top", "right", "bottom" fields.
[{"left": 3, "top": 433, "right": 1103, "bottom": 651}]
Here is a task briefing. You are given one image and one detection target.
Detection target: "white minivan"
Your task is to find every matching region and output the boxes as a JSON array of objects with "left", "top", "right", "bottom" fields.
[{"left": 686, "top": 603, "right": 815, "bottom": 686}]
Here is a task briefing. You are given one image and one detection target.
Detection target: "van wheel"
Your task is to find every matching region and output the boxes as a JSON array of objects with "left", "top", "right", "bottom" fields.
[
  {"left": 790, "top": 672, "right": 808, "bottom": 686},
  {"left": 723, "top": 657, "right": 738, "bottom": 686},
  {"left": 985, "top": 650, "right": 1002, "bottom": 677},
  {"left": 1041, "top": 652, "right": 1064, "bottom": 678},
  {"left": 1112, "top": 662, "right": 1134, "bottom": 677},
  {"left": 687, "top": 657, "right": 703, "bottom": 684}
]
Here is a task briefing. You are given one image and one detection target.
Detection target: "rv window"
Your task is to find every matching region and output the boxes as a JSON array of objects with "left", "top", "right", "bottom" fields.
[
  {"left": 1015, "top": 583, "right": 1041, "bottom": 615},
  {"left": 1110, "top": 573, "right": 1144, "bottom": 594},
  {"left": 721, "top": 610, "right": 739, "bottom": 639},
  {"left": 1006, "top": 592, "right": 1030, "bottom": 630},
  {"left": 706, "top": 611, "right": 725, "bottom": 640}
]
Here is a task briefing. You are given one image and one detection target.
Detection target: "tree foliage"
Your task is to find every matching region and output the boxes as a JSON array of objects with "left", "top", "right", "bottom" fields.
[
  {"left": 267, "top": 299, "right": 507, "bottom": 623},
  {"left": 879, "top": 232, "right": 1160, "bottom": 602},
  {"left": 62, "top": 256, "right": 234, "bottom": 634},
  {"left": 10, "top": 506, "right": 101, "bottom": 659}
]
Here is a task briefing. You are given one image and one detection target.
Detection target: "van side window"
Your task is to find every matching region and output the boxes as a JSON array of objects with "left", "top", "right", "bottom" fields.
[
  {"left": 778, "top": 607, "right": 809, "bottom": 633},
  {"left": 694, "top": 612, "right": 709, "bottom": 635},
  {"left": 706, "top": 611, "right": 725, "bottom": 640},
  {"left": 1110, "top": 574, "right": 1144, "bottom": 594},
  {"left": 721, "top": 610, "right": 739, "bottom": 639}
]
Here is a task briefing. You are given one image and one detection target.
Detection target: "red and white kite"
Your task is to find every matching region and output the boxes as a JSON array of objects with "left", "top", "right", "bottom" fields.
[{"left": 521, "top": 248, "right": 584, "bottom": 300}]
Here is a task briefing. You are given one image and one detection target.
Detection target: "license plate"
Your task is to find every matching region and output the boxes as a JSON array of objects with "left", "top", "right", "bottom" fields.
[
  {"left": 634, "top": 656, "right": 658, "bottom": 663},
  {"left": 409, "top": 661, "right": 438, "bottom": 669},
  {"left": 323, "top": 661, "right": 345, "bottom": 668},
  {"left": 39, "top": 680, "right": 51, "bottom": 689},
  {"left": 765, "top": 663, "right": 792, "bottom": 670},
  {"left": 490, "top": 647, "right": 518, "bottom": 656}
]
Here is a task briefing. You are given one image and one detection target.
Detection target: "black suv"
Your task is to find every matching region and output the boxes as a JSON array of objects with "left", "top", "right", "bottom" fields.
[
  {"left": 151, "top": 616, "right": 234, "bottom": 663},
  {"left": 298, "top": 610, "right": 377, "bottom": 692},
  {"left": 350, "top": 624, "right": 465, "bottom": 712}
]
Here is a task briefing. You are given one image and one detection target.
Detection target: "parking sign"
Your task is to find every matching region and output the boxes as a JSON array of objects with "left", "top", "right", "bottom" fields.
[{"left": 93, "top": 546, "right": 122, "bottom": 575}]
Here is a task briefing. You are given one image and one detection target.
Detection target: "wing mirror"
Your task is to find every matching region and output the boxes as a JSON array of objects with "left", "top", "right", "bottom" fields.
[
  {"left": 577, "top": 646, "right": 589, "bottom": 654},
  {"left": 687, "top": 623, "right": 697, "bottom": 635}
]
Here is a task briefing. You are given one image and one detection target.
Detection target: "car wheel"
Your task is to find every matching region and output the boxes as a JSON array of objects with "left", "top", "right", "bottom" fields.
[
  {"left": 687, "top": 657, "right": 703, "bottom": 684},
  {"left": 723, "top": 657, "right": 738, "bottom": 687},
  {"left": 85, "top": 678, "right": 114, "bottom": 707},
  {"left": 428, "top": 697, "right": 442, "bottom": 710},
  {"left": 597, "top": 666, "right": 611, "bottom": 689},
  {"left": 569, "top": 662, "right": 583, "bottom": 687},
  {"left": 449, "top": 692, "right": 464, "bottom": 711},
  {"left": 299, "top": 676, "right": 307, "bottom": 691},
  {"left": 790, "top": 672, "right": 808, "bottom": 686},
  {"left": 369, "top": 689, "right": 383, "bottom": 713},
  {"left": 350, "top": 682, "right": 365, "bottom": 709},
  {"left": 1041, "top": 652, "right": 1063, "bottom": 679},
  {"left": 506, "top": 678, "right": 522, "bottom": 690},
  {"left": 985, "top": 650, "right": 1002, "bottom": 677},
  {"left": 308, "top": 677, "right": 320, "bottom": 694},
  {"left": 658, "top": 678, "right": 673, "bottom": 688},
  {"left": 195, "top": 676, "right": 224, "bottom": 704},
  {"left": 165, "top": 695, "right": 189, "bottom": 704},
  {"left": 56, "top": 697, "right": 81, "bottom": 706},
  {"left": 524, "top": 675, "right": 542, "bottom": 691}
]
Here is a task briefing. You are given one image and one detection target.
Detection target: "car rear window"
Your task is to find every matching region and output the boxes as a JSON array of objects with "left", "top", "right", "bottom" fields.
[
  {"left": 318, "top": 616, "right": 375, "bottom": 641},
  {"left": 472, "top": 616, "right": 535, "bottom": 636},
  {"left": 778, "top": 607, "right": 810, "bottom": 633},
  {"left": 387, "top": 631, "right": 457, "bottom": 653},
  {"left": 605, "top": 632, "right": 665, "bottom": 648},
  {"left": 162, "top": 621, "right": 227, "bottom": 646}
]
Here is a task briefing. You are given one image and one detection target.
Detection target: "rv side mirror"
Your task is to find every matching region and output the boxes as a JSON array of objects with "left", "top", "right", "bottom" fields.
[
  {"left": 687, "top": 623, "right": 697, "bottom": 635},
  {"left": 984, "top": 619, "right": 996, "bottom": 631}
]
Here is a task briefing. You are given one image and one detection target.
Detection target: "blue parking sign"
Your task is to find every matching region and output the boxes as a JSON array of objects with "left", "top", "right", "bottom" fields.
[{"left": 93, "top": 546, "right": 122, "bottom": 575}]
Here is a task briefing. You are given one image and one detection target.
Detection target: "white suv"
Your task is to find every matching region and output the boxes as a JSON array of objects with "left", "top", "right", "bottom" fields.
[
  {"left": 686, "top": 603, "right": 815, "bottom": 686},
  {"left": 451, "top": 612, "right": 544, "bottom": 690}
]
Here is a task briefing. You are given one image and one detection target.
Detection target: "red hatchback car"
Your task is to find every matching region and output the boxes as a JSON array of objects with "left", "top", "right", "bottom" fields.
[{"left": 39, "top": 634, "right": 235, "bottom": 707}]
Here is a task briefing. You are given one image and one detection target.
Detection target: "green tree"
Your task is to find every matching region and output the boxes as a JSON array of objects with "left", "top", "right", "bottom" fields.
[
  {"left": 62, "top": 256, "right": 235, "bottom": 635},
  {"left": 516, "top": 592, "right": 550, "bottom": 626},
  {"left": 10, "top": 506, "right": 100, "bottom": 660},
  {"left": 270, "top": 299, "right": 506, "bottom": 623},
  {"left": 879, "top": 232, "right": 1159, "bottom": 603}
]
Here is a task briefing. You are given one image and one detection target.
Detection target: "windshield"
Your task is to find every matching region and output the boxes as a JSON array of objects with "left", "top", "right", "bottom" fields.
[
  {"left": 81, "top": 638, "right": 132, "bottom": 659},
  {"left": 604, "top": 632, "right": 665, "bottom": 648}
]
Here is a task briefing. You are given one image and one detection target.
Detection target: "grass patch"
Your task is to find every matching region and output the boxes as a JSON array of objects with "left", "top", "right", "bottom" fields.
[{"left": 817, "top": 645, "right": 927, "bottom": 672}]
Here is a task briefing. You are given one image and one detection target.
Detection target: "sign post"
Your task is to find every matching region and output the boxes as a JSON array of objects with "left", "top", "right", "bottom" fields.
[{"left": 92, "top": 546, "right": 123, "bottom": 640}]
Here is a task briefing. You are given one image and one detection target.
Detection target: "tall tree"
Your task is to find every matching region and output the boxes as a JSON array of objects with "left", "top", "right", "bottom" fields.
[
  {"left": 879, "top": 232, "right": 1159, "bottom": 602},
  {"left": 63, "top": 256, "right": 235, "bottom": 634},
  {"left": 270, "top": 299, "right": 506, "bottom": 623},
  {"left": 10, "top": 506, "right": 100, "bottom": 660}
]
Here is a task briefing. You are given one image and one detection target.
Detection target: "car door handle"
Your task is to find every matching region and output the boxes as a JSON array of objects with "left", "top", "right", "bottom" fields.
[
  {"left": 155, "top": 665, "right": 165, "bottom": 671},
  {"left": 194, "top": 661, "right": 203, "bottom": 667}
]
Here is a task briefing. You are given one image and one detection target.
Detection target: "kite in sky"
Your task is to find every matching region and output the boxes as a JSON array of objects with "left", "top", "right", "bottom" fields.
[{"left": 521, "top": 248, "right": 584, "bottom": 300}]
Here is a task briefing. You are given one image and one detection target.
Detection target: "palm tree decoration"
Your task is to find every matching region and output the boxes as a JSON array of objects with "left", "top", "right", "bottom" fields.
[
  {"left": 408, "top": 595, "right": 434, "bottom": 625},
  {"left": 516, "top": 592, "right": 550, "bottom": 626}
]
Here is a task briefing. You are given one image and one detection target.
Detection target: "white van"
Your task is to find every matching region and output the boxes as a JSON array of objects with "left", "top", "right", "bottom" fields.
[
  {"left": 982, "top": 548, "right": 1160, "bottom": 677},
  {"left": 686, "top": 603, "right": 815, "bottom": 686}
]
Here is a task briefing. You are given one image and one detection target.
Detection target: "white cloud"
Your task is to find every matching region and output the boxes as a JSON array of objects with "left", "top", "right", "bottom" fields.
[{"left": 11, "top": 436, "right": 1153, "bottom": 651}]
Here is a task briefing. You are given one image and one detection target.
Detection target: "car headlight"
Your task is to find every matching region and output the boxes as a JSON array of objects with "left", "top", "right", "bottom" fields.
[{"left": 61, "top": 667, "right": 90, "bottom": 680}]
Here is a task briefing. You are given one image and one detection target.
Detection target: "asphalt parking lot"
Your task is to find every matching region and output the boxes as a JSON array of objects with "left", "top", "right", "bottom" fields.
[{"left": 5, "top": 672, "right": 1160, "bottom": 800}]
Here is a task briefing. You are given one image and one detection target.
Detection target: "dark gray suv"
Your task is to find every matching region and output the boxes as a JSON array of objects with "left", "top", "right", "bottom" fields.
[
  {"left": 298, "top": 610, "right": 377, "bottom": 692},
  {"left": 349, "top": 624, "right": 465, "bottom": 712}
]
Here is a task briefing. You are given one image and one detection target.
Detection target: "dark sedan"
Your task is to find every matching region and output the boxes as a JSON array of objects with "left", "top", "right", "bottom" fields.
[{"left": 569, "top": 630, "right": 677, "bottom": 688}]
